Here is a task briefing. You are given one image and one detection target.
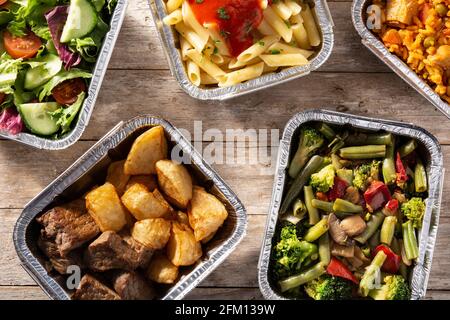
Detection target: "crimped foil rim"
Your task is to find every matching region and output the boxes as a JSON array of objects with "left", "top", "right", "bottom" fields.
[
  {"left": 147, "top": 0, "right": 334, "bottom": 100},
  {"left": 258, "top": 109, "right": 444, "bottom": 300},
  {"left": 0, "top": 0, "right": 129, "bottom": 149},
  {"left": 351, "top": 0, "right": 450, "bottom": 119},
  {"left": 13, "top": 115, "right": 248, "bottom": 300}
]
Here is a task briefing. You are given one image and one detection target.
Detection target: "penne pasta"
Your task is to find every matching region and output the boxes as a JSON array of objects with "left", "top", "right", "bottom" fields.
[
  {"left": 228, "top": 57, "right": 261, "bottom": 69},
  {"left": 260, "top": 53, "right": 309, "bottom": 67},
  {"left": 300, "top": 4, "right": 321, "bottom": 47},
  {"left": 200, "top": 72, "right": 219, "bottom": 85},
  {"left": 268, "top": 42, "right": 314, "bottom": 58},
  {"left": 163, "top": 8, "right": 182, "bottom": 26},
  {"left": 290, "top": 13, "right": 304, "bottom": 25},
  {"left": 263, "top": 6, "right": 293, "bottom": 43},
  {"left": 272, "top": 2, "right": 292, "bottom": 21},
  {"left": 175, "top": 22, "right": 208, "bottom": 52},
  {"left": 187, "top": 59, "right": 201, "bottom": 86},
  {"left": 166, "top": 0, "right": 183, "bottom": 13},
  {"left": 180, "top": 37, "right": 192, "bottom": 61},
  {"left": 257, "top": 19, "right": 277, "bottom": 36},
  {"left": 285, "top": 1, "right": 302, "bottom": 16},
  {"left": 260, "top": 0, "right": 268, "bottom": 10},
  {"left": 292, "top": 23, "right": 312, "bottom": 49},
  {"left": 263, "top": 64, "right": 279, "bottom": 73},
  {"left": 237, "top": 35, "right": 280, "bottom": 63},
  {"left": 210, "top": 52, "right": 225, "bottom": 65},
  {"left": 218, "top": 62, "right": 265, "bottom": 87},
  {"left": 182, "top": 2, "right": 210, "bottom": 47},
  {"left": 203, "top": 22, "right": 230, "bottom": 56},
  {"left": 186, "top": 49, "right": 226, "bottom": 80}
]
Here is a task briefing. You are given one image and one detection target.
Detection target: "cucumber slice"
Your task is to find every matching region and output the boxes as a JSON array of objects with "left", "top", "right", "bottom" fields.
[
  {"left": 18, "top": 102, "right": 60, "bottom": 136},
  {"left": 60, "top": 0, "right": 98, "bottom": 43},
  {"left": 24, "top": 54, "right": 62, "bottom": 90}
]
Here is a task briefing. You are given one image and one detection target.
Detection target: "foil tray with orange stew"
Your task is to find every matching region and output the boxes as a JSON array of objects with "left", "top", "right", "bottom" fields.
[{"left": 148, "top": 0, "right": 334, "bottom": 100}]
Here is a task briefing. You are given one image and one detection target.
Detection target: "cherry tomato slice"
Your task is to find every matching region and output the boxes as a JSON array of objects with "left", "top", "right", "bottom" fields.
[
  {"left": 3, "top": 30, "right": 42, "bottom": 59},
  {"left": 0, "top": 0, "right": 8, "bottom": 6},
  {"left": 52, "top": 78, "right": 87, "bottom": 105},
  {"left": 0, "top": 93, "right": 6, "bottom": 104}
]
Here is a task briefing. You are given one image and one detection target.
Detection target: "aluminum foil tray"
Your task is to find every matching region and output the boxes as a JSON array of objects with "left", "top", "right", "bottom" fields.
[
  {"left": 258, "top": 109, "right": 444, "bottom": 300},
  {"left": 0, "top": 0, "right": 128, "bottom": 149},
  {"left": 13, "top": 115, "right": 247, "bottom": 300},
  {"left": 352, "top": 0, "right": 450, "bottom": 119},
  {"left": 148, "top": 0, "right": 334, "bottom": 100}
]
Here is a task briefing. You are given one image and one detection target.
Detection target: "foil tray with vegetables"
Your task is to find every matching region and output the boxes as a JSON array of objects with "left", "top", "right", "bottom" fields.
[
  {"left": 0, "top": 0, "right": 118, "bottom": 138},
  {"left": 266, "top": 118, "right": 435, "bottom": 300}
]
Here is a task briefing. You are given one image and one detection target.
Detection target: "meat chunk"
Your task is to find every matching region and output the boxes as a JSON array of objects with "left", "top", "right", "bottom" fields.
[
  {"left": 121, "top": 232, "right": 154, "bottom": 268},
  {"left": 386, "top": 0, "right": 419, "bottom": 26},
  {"left": 37, "top": 199, "right": 100, "bottom": 256},
  {"left": 113, "top": 271, "right": 155, "bottom": 300},
  {"left": 37, "top": 235, "right": 84, "bottom": 274},
  {"left": 85, "top": 231, "right": 143, "bottom": 271},
  {"left": 72, "top": 274, "right": 120, "bottom": 300}
]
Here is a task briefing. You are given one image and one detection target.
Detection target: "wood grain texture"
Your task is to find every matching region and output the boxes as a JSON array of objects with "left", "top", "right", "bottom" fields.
[{"left": 0, "top": 0, "right": 449, "bottom": 300}]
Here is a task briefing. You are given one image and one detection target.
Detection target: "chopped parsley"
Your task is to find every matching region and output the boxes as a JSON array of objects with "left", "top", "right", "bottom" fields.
[
  {"left": 269, "top": 49, "right": 281, "bottom": 55},
  {"left": 213, "top": 47, "right": 219, "bottom": 54},
  {"left": 258, "top": 40, "right": 265, "bottom": 46},
  {"left": 284, "top": 20, "right": 291, "bottom": 29},
  {"left": 220, "top": 29, "right": 231, "bottom": 38},
  {"left": 217, "top": 7, "right": 230, "bottom": 20},
  {"left": 195, "top": 0, "right": 204, "bottom": 3}
]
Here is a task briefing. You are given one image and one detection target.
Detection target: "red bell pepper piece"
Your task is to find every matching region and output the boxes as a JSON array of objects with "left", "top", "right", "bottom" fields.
[
  {"left": 373, "top": 244, "right": 401, "bottom": 274},
  {"left": 364, "top": 180, "right": 391, "bottom": 212},
  {"left": 327, "top": 177, "right": 348, "bottom": 201},
  {"left": 326, "top": 257, "right": 359, "bottom": 284},
  {"left": 383, "top": 199, "right": 399, "bottom": 216},
  {"left": 316, "top": 192, "right": 328, "bottom": 202},
  {"left": 395, "top": 152, "right": 408, "bottom": 187}
]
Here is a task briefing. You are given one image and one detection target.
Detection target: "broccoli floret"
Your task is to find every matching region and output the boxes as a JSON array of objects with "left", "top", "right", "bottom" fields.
[
  {"left": 401, "top": 197, "right": 425, "bottom": 228},
  {"left": 304, "top": 275, "right": 353, "bottom": 300},
  {"left": 288, "top": 127, "right": 324, "bottom": 178},
  {"left": 368, "top": 275, "right": 411, "bottom": 300},
  {"left": 310, "top": 164, "right": 335, "bottom": 192},
  {"left": 272, "top": 224, "right": 318, "bottom": 280},
  {"left": 353, "top": 160, "right": 381, "bottom": 190}
]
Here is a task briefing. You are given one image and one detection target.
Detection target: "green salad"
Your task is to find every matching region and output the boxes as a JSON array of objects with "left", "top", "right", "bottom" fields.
[
  {"left": 0, "top": 0, "right": 117, "bottom": 137},
  {"left": 271, "top": 123, "right": 428, "bottom": 300}
]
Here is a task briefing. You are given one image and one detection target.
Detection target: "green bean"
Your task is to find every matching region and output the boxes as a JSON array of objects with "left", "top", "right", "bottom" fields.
[
  {"left": 382, "top": 142, "right": 396, "bottom": 185},
  {"left": 359, "top": 250, "right": 387, "bottom": 297},
  {"left": 318, "top": 233, "right": 331, "bottom": 265},
  {"left": 398, "top": 139, "right": 417, "bottom": 157},
  {"left": 292, "top": 198, "right": 307, "bottom": 218},
  {"left": 333, "top": 198, "right": 363, "bottom": 214},
  {"left": 316, "top": 123, "right": 336, "bottom": 140},
  {"left": 331, "top": 153, "right": 343, "bottom": 170},
  {"left": 345, "top": 132, "right": 393, "bottom": 146},
  {"left": 368, "top": 229, "right": 381, "bottom": 248},
  {"left": 279, "top": 262, "right": 326, "bottom": 292},
  {"left": 380, "top": 216, "right": 397, "bottom": 246},
  {"left": 414, "top": 159, "right": 428, "bottom": 193},
  {"left": 304, "top": 186, "right": 320, "bottom": 225},
  {"left": 402, "top": 220, "right": 419, "bottom": 260},
  {"left": 339, "top": 145, "right": 386, "bottom": 159},
  {"left": 304, "top": 217, "right": 329, "bottom": 242},
  {"left": 311, "top": 199, "right": 334, "bottom": 212},
  {"left": 354, "top": 211, "right": 385, "bottom": 244},
  {"left": 280, "top": 155, "right": 324, "bottom": 214},
  {"left": 391, "top": 237, "right": 401, "bottom": 255}
]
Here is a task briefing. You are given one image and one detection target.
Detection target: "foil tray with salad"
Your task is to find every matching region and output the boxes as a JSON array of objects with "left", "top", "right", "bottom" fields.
[
  {"left": 0, "top": 0, "right": 117, "bottom": 137},
  {"left": 270, "top": 123, "right": 428, "bottom": 300}
]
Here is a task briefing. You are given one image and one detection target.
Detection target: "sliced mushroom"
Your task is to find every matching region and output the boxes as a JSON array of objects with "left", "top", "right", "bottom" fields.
[
  {"left": 354, "top": 246, "right": 370, "bottom": 266},
  {"left": 328, "top": 213, "right": 348, "bottom": 245},
  {"left": 344, "top": 186, "right": 360, "bottom": 205},
  {"left": 340, "top": 215, "right": 367, "bottom": 237},
  {"left": 331, "top": 242, "right": 355, "bottom": 258},
  {"left": 347, "top": 256, "right": 364, "bottom": 269}
]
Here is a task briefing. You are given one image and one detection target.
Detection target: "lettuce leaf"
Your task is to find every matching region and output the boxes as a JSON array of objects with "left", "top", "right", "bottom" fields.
[
  {"left": 0, "top": 53, "right": 23, "bottom": 94},
  {"left": 91, "top": 0, "right": 106, "bottom": 11},
  {"left": 0, "top": 107, "right": 24, "bottom": 135},
  {"left": 45, "top": 5, "right": 81, "bottom": 69},
  {"left": 49, "top": 91, "right": 85, "bottom": 133},
  {"left": 13, "top": 70, "right": 35, "bottom": 105},
  {"left": 107, "top": 0, "right": 118, "bottom": 15},
  {"left": 35, "top": 68, "right": 91, "bottom": 101},
  {"left": 7, "top": 0, "right": 58, "bottom": 36}
]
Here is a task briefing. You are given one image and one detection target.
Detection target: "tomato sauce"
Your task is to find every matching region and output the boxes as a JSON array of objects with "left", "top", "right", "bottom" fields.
[{"left": 188, "top": 0, "right": 263, "bottom": 57}]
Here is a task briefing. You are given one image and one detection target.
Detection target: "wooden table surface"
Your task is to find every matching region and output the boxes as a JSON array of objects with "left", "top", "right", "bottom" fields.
[{"left": 0, "top": 0, "right": 449, "bottom": 300}]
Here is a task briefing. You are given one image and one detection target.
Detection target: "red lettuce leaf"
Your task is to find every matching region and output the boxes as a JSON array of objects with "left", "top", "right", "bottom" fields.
[
  {"left": 45, "top": 6, "right": 81, "bottom": 70},
  {"left": 0, "top": 108, "right": 24, "bottom": 135}
]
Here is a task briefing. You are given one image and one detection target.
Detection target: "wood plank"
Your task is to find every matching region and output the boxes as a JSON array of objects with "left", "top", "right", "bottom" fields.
[{"left": 2, "top": 209, "right": 450, "bottom": 290}]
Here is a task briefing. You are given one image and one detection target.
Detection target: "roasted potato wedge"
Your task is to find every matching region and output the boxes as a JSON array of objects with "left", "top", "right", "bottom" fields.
[
  {"left": 131, "top": 218, "right": 171, "bottom": 249},
  {"left": 176, "top": 211, "right": 190, "bottom": 226},
  {"left": 166, "top": 221, "right": 202, "bottom": 266},
  {"left": 153, "top": 188, "right": 176, "bottom": 219},
  {"left": 155, "top": 160, "right": 193, "bottom": 208},
  {"left": 125, "top": 175, "right": 157, "bottom": 192},
  {"left": 188, "top": 186, "right": 228, "bottom": 242},
  {"left": 146, "top": 252, "right": 179, "bottom": 284},
  {"left": 124, "top": 126, "right": 168, "bottom": 175},
  {"left": 121, "top": 184, "right": 170, "bottom": 220},
  {"left": 105, "top": 160, "right": 130, "bottom": 195},
  {"left": 85, "top": 183, "right": 128, "bottom": 232}
]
